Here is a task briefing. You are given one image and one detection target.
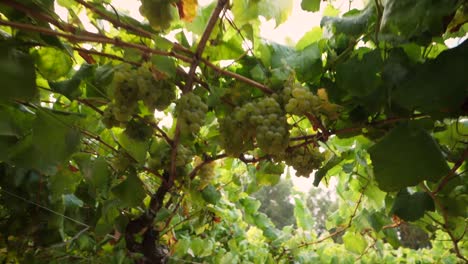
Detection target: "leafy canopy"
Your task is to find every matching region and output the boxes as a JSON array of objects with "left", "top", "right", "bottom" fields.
[{"left": 0, "top": 0, "right": 467, "bottom": 263}]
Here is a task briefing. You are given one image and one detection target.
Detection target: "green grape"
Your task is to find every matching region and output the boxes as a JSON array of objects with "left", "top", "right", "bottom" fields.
[
  {"left": 139, "top": 0, "right": 178, "bottom": 31},
  {"left": 124, "top": 118, "right": 153, "bottom": 141},
  {"left": 147, "top": 139, "right": 193, "bottom": 170},
  {"left": 275, "top": 146, "right": 325, "bottom": 177},
  {"left": 136, "top": 64, "right": 175, "bottom": 111},
  {"left": 219, "top": 114, "right": 254, "bottom": 157},
  {"left": 175, "top": 93, "right": 208, "bottom": 135},
  {"left": 111, "top": 65, "right": 139, "bottom": 105},
  {"left": 194, "top": 156, "right": 216, "bottom": 189},
  {"left": 284, "top": 84, "right": 321, "bottom": 115},
  {"left": 220, "top": 97, "right": 289, "bottom": 156}
]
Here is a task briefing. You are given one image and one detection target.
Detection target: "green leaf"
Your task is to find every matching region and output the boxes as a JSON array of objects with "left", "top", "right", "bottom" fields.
[
  {"left": 301, "top": 0, "right": 320, "bottom": 12},
  {"left": 335, "top": 50, "right": 382, "bottom": 97},
  {"left": 74, "top": 155, "right": 110, "bottom": 196},
  {"left": 393, "top": 40, "right": 468, "bottom": 117},
  {"left": 111, "top": 173, "right": 146, "bottom": 207},
  {"left": 240, "top": 197, "right": 261, "bottom": 215},
  {"left": 48, "top": 167, "right": 82, "bottom": 201},
  {"left": 190, "top": 238, "right": 213, "bottom": 257},
  {"left": 380, "top": 0, "right": 459, "bottom": 40},
  {"left": 314, "top": 154, "right": 343, "bottom": 186},
  {"left": 390, "top": 189, "right": 435, "bottom": 221},
  {"left": 343, "top": 231, "right": 367, "bottom": 254},
  {"left": 369, "top": 123, "right": 449, "bottom": 192},
  {"left": 151, "top": 55, "right": 176, "bottom": 78},
  {"left": 8, "top": 109, "right": 81, "bottom": 173},
  {"left": 49, "top": 78, "right": 82, "bottom": 100},
  {"left": 201, "top": 184, "right": 221, "bottom": 205},
  {"left": 296, "top": 27, "right": 322, "bottom": 51},
  {"left": 258, "top": 0, "right": 294, "bottom": 27},
  {"left": 321, "top": 4, "right": 375, "bottom": 37},
  {"left": 95, "top": 200, "right": 120, "bottom": 236},
  {"left": 256, "top": 161, "right": 283, "bottom": 186},
  {"left": 0, "top": 43, "right": 37, "bottom": 101},
  {"left": 118, "top": 132, "right": 148, "bottom": 164},
  {"left": 294, "top": 197, "right": 314, "bottom": 230},
  {"left": 34, "top": 47, "right": 73, "bottom": 80}
]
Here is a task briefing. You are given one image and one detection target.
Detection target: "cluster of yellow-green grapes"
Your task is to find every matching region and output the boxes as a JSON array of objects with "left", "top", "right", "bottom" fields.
[
  {"left": 102, "top": 64, "right": 175, "bottom": 138},
  {"left": 139, "top": 0, "right": 179, "bottom": 31},
  {"left": 220, "top": 97, "right": 289, "bottom": 155},
  {"left": 283, "top": 83, "right": 321, "bottom": 116},
  {"left": 274, "top": 145, "right": 325, "bottom": 177},
  {"left": 194, "top": 156, "right": 216, "bottom": 189},
  {"left": 175, "top": 93, "right": 208, "bottom": 135},
  {"left": 147, "top": 139, "right": 193, "bottom": 171}
]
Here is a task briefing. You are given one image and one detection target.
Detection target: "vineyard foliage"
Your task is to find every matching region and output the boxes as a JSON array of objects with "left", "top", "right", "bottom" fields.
[{"left": 0, "top": 0, "right": 467, "bottom": 263}]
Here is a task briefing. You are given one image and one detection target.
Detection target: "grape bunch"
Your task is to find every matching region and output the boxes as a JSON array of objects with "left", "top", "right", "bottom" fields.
[
  {"left": 102, "top": 63, "right": 175, "bottom": 129},
  {"left": 194, "top": 156, "right": 216, "bottom": 189},
  {"left": 147, "top": 139, "right": 193, "bottom": 171},
  {"left": 283, "top": 84, "right": 321, "bottom": 116},
  {"left": 139, "top": 0, "right": 178, "bottom": 31},
  {"left": 136, "top": 64, "right": 175, "bottom": 111},
  {"left": 220, "top": 97, "right": 289, "bottom": 156},
  {"left": 275, "top": 146, "right": 325, "bottom": 177},
  {"left": 219, "top": 115, "right": 254, "bottom": 157},
  {"left": 175, "top": 93, "right": 208, "bottom": 135}
]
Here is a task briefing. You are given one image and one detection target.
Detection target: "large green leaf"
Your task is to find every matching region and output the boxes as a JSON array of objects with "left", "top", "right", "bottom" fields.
[
  {"left": 393, "top": 40, "right": 468, "bottom": 117},
  {"left": 390, "top": 189, "right": 435, "bottom": 221},
  {"left": 32, "top": 109, "right": 81, "bottom": 168},
  {"left": 0, "top": 43, "right": 37, "bottom": 101},
  {"left": 369, "top": 123, "right": 449, "bottom": 192},
  {"left": 34, "top": 47, "right": 73, "bottom": 80},
  {"left": 380, "top": 0, "right": 459, "bottom": 40},
  {"left": 335, "top": 50, "right": 383, "bottom": 97},
  {"left": 111, "top": 172, "right": 146, "bottom": 207}
]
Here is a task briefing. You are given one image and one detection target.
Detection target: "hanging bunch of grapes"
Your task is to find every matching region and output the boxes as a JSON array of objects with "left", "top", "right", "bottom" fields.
[
  {"left": 275, "top": 145, "right": 325, "bottom": 177},
  {"left": 102, "top": 63, "right": 175, "bottom": 131},
  {"left": 220, "top": 97, "right": 290, "bottom": 156},
  {"left": 175, "top": 92, "right": 208, "bottom": 135},
  {"left": 283, "top": 83, "right": 321, "bottom": 116}
]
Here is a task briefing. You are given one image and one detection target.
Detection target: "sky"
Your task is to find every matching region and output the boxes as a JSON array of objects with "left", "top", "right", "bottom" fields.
[{"left": 55, "top": 0, "right": 366, "bottom": 193}]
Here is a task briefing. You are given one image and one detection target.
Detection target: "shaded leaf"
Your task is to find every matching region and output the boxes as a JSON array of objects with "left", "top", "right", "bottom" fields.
[
  {"left": 369, "top": 123, "right": 449, "bottom": 191},
  {"left": 0, "top": 43, "right": 37, "bottom": 101},
  {"left": 112, "top": 173, "right": 146, "bottom": 207},
  {"left": 390, "top": 189, "right": 435, "bottom": 221}
]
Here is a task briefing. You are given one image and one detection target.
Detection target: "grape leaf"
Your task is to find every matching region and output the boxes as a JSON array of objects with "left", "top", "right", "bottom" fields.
[
  {"left": 294, "top": 197, "right": 314, "bottom": 230},
  {"left": 0, "top": 43, "right": 37, "bottom": 101},
  {"left": 111, "top": 172, "right": 146, "bottom": 207},
  {"left": 335, "top": 49, "right": 382, "bottom": 98},
  {"left": 34, "top": 47, "right": 72, "bottom": 80},
  {"left": 369, "top": 123, "right": 449, "bottom": 192},
  {"left": 301, "top": 0, "right": 320, "bottom": 12},
  {"left": 390, "top": 189, "right": 435, "bottom": 221},
  {"left": 343, "top": 231, "right": 367, "bottom": 254},
  {"left": 393, "top": 40, "right": 468, "bottom": 117},
  {"left": 201, "top": 184, "right": 221, "bottom": 205}
]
